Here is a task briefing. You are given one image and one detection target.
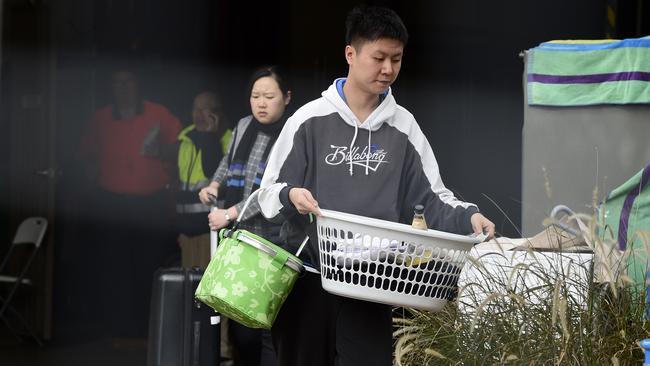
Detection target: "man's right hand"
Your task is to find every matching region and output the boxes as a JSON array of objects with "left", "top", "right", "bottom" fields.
[
  {"left": 198, "top": 182, "right": 220, "bottom": 205},
  {"left": 289, "top": 187, "right": 321, "bottom": 216}
]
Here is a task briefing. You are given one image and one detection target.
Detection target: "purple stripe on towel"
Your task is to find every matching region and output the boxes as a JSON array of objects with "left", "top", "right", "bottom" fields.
[
  {"left": 528, "top": 71, "right": 650, "bottom": 84},
  {"left": 618, "top": 164, "right": 650, "bottom": 250}
]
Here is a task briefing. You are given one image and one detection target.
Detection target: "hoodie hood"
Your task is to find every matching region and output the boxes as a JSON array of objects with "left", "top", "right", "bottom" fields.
[{"left": 322, "top": 78, "right": 397, "bottom": 132}]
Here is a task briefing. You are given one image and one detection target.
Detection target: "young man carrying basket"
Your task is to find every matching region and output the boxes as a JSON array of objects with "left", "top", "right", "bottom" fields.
[{"left": 258, "top": 5, "right": 495, "bottom": 366}]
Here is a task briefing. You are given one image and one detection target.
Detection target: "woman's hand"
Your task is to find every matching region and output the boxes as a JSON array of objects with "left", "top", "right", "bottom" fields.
[
  {"left": 289, "top": 188, "right": 321, "bottom": 215},
  {"left": 470, "top": 212, "right": 495, "bottom": 239},
  {"left": 199, "top": 181, "right": 220, "bottom": 205},
  {"left": 208, "top": 207, "right": 237, "bottom": 231}
]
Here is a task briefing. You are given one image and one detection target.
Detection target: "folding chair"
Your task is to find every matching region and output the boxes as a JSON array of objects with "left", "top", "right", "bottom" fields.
[{"left": 0, "top": 217, "right": 47, "bottom": 345}]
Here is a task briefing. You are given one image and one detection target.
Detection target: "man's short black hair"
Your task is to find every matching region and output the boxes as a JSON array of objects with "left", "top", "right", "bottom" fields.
[{"left": 345, "top": 5, "right": 408, "bottom": 48}]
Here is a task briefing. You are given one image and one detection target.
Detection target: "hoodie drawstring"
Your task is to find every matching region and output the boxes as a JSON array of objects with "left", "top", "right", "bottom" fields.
[
  {"left": 349, "top": 119, "right": 374, "bottom": 176},
  {"left": 366, "top": 120, "right": 372, "bottom": 175},
  {"left": 349, "top": 121, "right": 359, "bottom": 176}
]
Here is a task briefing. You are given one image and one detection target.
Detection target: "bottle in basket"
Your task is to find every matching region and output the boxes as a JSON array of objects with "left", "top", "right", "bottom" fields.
[
  {"left": 409, "top": 205, "right": 428, "bottom": 266},
  {"left": 411, "top": 204, "right": 427, "bottom": 230}
]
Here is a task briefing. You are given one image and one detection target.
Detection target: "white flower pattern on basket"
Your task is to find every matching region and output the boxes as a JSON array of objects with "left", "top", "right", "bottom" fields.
[{"left": 317, "top": 209, "right": 483, "bottom": 312}]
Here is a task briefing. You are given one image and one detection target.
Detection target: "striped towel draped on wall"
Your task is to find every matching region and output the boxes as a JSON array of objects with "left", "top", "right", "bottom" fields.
[{"left": 526, "top": 36, "right": 650, "bottom": 106}]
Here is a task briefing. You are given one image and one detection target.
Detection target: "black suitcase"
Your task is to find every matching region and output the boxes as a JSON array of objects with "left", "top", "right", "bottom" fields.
[{"left": 147, "top": 267, "right": 220, "bottom": 366}]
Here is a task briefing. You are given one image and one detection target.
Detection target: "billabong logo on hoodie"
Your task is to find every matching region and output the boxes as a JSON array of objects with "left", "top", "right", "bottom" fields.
[{"left": 325, "top": 144, "right": 389, "bottom": 173}]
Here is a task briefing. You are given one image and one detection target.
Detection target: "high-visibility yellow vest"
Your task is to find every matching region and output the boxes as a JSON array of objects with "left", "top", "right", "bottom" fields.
[{"left": 177, "top": 125, "right": 232, "bottom": 213}]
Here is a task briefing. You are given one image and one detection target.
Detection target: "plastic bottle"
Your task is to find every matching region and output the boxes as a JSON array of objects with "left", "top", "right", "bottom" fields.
[
  {"left": 408, "top": 205, "right": 428, "bottom": 267},
  {"left": 411, "top": 204, "right": 427, "bottom": 230}
]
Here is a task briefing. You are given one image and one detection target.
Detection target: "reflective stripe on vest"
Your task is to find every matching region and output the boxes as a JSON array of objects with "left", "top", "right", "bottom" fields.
[
  {"left": 183, "top": 179, "right": 210, "bottom": 192},
  {"left": 176, "top": 202, "right": 211, "bottom": 214}
]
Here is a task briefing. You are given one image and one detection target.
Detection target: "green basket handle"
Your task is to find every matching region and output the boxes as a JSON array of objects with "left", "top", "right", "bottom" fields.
[{"left": 232, "top": 231, "right": 303, "bottom": 273}]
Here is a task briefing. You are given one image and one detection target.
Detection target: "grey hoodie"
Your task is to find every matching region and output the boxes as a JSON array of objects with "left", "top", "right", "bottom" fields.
[{"left": 258, "top": 78, "right": 478, "bottom": 265}]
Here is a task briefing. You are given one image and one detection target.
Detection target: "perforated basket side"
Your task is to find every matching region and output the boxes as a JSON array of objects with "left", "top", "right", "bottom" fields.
[{"left": 315, "top": 211, "right": 475, "bottom": 312}]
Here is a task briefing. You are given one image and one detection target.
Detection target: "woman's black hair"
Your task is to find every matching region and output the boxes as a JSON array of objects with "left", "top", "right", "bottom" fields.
[{"left": 247, "top": 65, "right": 291, "bottom": 97}]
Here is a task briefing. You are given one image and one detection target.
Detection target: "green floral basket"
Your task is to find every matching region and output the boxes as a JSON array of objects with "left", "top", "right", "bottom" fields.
[{"left": 195, "top": 228, "right": 304, "bottom": 329}]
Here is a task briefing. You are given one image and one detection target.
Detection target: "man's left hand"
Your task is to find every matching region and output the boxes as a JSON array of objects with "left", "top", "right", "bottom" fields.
[{"left": 470, "top": 212, "right": 495, "bottom": 240}]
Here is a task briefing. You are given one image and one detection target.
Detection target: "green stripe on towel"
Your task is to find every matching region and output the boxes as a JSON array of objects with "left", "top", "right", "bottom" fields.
[
  {"left": 529, "top": 48, "right": 650, "bottom": 76},
  {"left": 528, "top": 80, "right": 650, "bottom": 106}
]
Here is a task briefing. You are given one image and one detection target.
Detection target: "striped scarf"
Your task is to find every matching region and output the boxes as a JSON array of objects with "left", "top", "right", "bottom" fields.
[{"left": 221, "top": 117, "right": 285, "bottom": 208}]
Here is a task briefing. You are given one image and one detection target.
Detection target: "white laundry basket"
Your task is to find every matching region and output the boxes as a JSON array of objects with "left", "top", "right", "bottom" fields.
[{"left": 316, "top": 209, "right": 482, "bottom": 312}]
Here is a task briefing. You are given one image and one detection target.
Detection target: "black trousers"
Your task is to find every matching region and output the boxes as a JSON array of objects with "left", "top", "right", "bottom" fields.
[
  {"left": 229, "top": 322, "right": 276, "bottom": 366},
  {"left": 271, "top": 273, "right": 393, "bottom": 366}
]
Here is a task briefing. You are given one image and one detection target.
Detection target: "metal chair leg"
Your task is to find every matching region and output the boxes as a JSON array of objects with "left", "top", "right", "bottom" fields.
[
  {"left": 0, "top": 312, "right": 24, "bottom": 343},
  {"left": 0, "top": 295, "right": 43, "bottom": 346}
]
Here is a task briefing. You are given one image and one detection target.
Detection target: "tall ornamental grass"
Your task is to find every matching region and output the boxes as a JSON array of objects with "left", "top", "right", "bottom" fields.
[{"left": 394, "top": 211, "right": 650, "bottom": 365}]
